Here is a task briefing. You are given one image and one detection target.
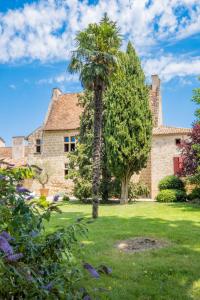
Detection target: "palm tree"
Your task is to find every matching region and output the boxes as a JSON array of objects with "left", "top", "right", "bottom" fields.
[{"left": 68, "top": 15, "right": 121, "bottom": 218}]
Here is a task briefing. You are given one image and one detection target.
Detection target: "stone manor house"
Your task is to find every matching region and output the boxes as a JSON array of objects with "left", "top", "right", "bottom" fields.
[{"left": 0, "top": 75, "right": 191, "bottom": 198}]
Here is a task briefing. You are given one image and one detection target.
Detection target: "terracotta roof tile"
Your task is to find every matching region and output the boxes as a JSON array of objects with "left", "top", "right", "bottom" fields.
[
  {"left": 153, "top": 126, "right": 191, "bottom": 136},
  {"left": 0, "top": 147, "right": 12, "bottom": 158},
  {"left": 0, "top": 157, "right": 28, "bottom": 167},
  {"left": 43, "top": 93, "right": 83, "bottom": 131},
  {"left": 0, "top": 146, "right": 28, "bottom": 167}
]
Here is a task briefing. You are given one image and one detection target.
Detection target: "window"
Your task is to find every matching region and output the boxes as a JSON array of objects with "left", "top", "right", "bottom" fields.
[
  {"left": 64, "top": 136, "right": 76, "bottom": 152},
  {"left": 173, "top": 156, "right": 183, "bottom": 175},
  {"left": 175, "top": 138, "right": 181, "bottom": 146},
  {"left": 36, "top": 139, "right": 41, "bottom": 153},
  {"left": 64, "top": 163, "right": 69, "bottom": 177}
]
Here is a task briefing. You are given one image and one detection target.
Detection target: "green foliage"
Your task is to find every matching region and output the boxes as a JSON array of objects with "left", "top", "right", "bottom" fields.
[
  {"left": 156, "top": 189, "right": 177, "bottom": 202},
  {"left": 68, "top": 91, "right": 112, "bottom": 202},
  {"left": 158, "top": 175, "right": 185, "bottom": 191},
  {"left": 174, "top": 189, "right": 187, "bottom": 202},
  {"left": 105, "top": 42, "right": 152, "bottom": 201},
  {"left": 67, "top": 92, "right": 93, "bottom": 202},
  {"left": 192, "top": 77, "right": 200, "bottom": 121},
  {"left": 156, "top": 189, "right": 187, "bottom": 202},
  {"left": 188, "top": 187, "right": 200, "bottom": 201},
  {"left": 68, "top": 14, "right": 121, "bottom": 89},
  {"left": 62, "top": 194, "right": 70, "bottom": 202},
  {"left": 0, "top": 165, "right": 87, "bottom": 299},
  {"left": 128, "top": 182, "right": 150, "bottom": 201}
]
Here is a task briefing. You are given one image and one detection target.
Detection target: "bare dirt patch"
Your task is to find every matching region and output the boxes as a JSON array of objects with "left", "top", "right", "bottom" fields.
[{"left": 116, "top": 237, "right": 170, "bottom": 253}]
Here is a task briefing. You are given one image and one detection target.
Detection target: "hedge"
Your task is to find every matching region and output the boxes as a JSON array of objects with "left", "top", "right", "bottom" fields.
[
  {"left": 158, "top": 175, "right": 185, "bottom": 191},
  {"left": 156, "top": 189, "right": 187, "bottom": 203}
]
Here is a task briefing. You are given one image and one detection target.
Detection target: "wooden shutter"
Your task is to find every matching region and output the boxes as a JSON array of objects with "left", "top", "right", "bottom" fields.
[
  {"left": 173, "top": 157, "right": 180, "bottom": 175},
  {"left": 173, "top": 157, "right": 183, "bottom": 175}
]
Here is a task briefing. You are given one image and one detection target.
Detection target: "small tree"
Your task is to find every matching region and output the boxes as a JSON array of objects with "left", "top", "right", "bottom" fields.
[
  {"left": 33, "top": 162, "right": 52, "bottom": 189},
  {"left": 180, "top": 79, "right": 200, "bottom": 186},
  {"left": 105, "top": 42, "right": 152, "bottom": 203}
]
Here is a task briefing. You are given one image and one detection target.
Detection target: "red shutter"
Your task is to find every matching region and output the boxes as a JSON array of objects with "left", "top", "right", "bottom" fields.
[
  {"left": 179, "top": 156, "right": 184, "bottom": 172},
  {"left": 173, "top": 157, "right": 180, "bottom": 175}
]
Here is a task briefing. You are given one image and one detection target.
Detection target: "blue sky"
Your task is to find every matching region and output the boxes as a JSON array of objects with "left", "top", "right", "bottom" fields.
[{"left": 0, "top": 0, "right": 199, "bottom": 145}]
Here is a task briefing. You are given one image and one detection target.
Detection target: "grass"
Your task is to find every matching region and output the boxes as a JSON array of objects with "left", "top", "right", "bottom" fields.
[{"left": 49, "top": 202, "right": 200, "bottom": 300}]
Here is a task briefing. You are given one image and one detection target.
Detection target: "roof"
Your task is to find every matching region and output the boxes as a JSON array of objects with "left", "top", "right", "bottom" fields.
[
  {"left": 26, "top": 126, "right": 42, "bottom": 139},
  {"left": 153, "top": 126, "right": 191, "bottom": 136},
  {"left": 0, "top": 137, "right": 5, "bottom": 143},
  {"left": 43, "top": 93, "right": 83, "bottom": 131},
  {"left": 0, "top": 147, "right": 12, "bottom": 158},
  {"left": 0, "top": 157, "right": 28, "bottom": 167},
  {"left": 0, "top": 146, "right": 29, "bottom": 167}
]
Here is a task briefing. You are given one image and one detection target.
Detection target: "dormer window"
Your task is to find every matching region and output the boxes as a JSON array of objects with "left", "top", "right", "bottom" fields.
[
  {"left": 64, "top": 136, "right": 76, "bottom": 152},
  {"left": 36, "top": 139, "right": 41, "bottom": 153}
]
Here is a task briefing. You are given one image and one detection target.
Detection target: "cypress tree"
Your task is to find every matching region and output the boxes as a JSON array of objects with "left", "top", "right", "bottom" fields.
[{"left": 105, "top": 42, "right": 153, "bottom": 204}]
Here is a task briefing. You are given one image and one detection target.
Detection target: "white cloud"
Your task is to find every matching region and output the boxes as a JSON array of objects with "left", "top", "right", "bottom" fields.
[
  {"left": 9, "top": 84, "right": 16, "bottom": 89},
  {"left": 0, "top": 0, "right": 200, "bottom": 81},
  {"left": 37, "top": 72, "right": 79, "bottom": 84},
  {"left": 0, "top": 0, "right": 199, "bottom": 63},
  {"left": 143, "top": 55, "right": 200, "bottom": 81}
]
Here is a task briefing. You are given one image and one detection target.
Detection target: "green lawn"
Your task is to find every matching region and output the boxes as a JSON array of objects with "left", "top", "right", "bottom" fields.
[{"left": 49, "top": 202, "right": 200, "bottom": 300}]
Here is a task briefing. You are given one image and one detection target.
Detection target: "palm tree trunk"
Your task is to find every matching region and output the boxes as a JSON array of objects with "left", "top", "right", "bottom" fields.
[
  {"left": 92, "top": 82, "right": 103, "bottom": 218},
  {"left": 101, "top": 158, "right": 111, "bottom": 203}
]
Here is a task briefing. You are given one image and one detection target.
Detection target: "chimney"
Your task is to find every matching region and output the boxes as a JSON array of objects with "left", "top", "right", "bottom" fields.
[
  {"left": 52, "top": 88, "right": 62, "bottom": 101},
  {"left": 12, "top": 136, "right": 25, "bottom": 160},
  {"left": 150, "top": 75, "right": 163, "bottom": 127}
]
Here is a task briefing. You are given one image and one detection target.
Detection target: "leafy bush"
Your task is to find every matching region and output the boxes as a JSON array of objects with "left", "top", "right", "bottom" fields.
[
  {"left": 158, "top": 175, "right": 185, "bottom": 191},
  {"left": 188, "top": 187, "right": 200, "bottom": 201},
  {"left": 156, "top": 189, "right": 187, "bottom": 202},
  {"left": 174, "top": 189, "right": 187, "bottom": 202},
  {"left": 73, "top": 178, "right": 92, "bottom": 202},
  {"left": 0, "top": 163, "right": 87, "bottom": 299},
  {"left": 129, "top": 182, "right": 150, "bottom": 201},
  {"left": 62, "top": 194, "right": 70, "bottom": 202}
]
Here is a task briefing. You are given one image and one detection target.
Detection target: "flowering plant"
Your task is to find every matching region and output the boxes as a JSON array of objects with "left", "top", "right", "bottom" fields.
[{"left": 0, "top": 161, "right": 87, "bottom": 299}]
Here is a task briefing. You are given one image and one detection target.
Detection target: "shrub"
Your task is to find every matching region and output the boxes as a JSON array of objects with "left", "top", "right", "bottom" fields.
[
  {"left": 174, "top": 189, "right": 187, "bottom": 202},
  {"left": 158, "top": 175, "right": 185, "bottom": 191},
  {"left": 74, "top": 178, "right": 92, "bottom": 201},
  {"left": 156, "top": 189, "right": 187, "bottom": 202},
  {"left": 0, "top": 163, "right": 87, "bottom": 299},
  {"left": 62, "top": 194, "right": 70, "bottom": 202},
  {"left": 188, "top": 187, "right": 200, "bottom": 201},
  {"left": 129, "top": 182, "right": 150, "bottom": 201}
]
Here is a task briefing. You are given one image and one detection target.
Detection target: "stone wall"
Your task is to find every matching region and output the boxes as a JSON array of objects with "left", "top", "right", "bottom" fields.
[
  {"left": 151, "top": 134, "right": 187, "bottom": 198},
  {"left": 12, "top": 136, "right": 25, "bottom": 160},
  {"left": 27, "top": 129, "right": 79, "bottom": 196}
]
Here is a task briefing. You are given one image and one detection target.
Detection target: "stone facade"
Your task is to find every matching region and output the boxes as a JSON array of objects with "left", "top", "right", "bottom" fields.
[
  {"left": 0, "top": 74, "right": 191, "bottom": 198},
  {"left": 27, "top": 129, "right": 79, "bottom": 195}
]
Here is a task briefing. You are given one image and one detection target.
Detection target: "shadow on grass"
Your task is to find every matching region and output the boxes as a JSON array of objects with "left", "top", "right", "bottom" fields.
[
  {"left": 168, "top": 202, "right": 200, "bottom": 212},
  {"left": 50, "top": 205, "right": 200, "bottom": 299}
]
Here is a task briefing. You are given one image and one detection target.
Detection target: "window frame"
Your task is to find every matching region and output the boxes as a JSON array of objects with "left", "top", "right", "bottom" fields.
[
  {"left": 35, "top": 138, "right": 41, "bottom": 154},
  {"left": 64, "top": 136, "right": 76, "bottom": 152}
]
